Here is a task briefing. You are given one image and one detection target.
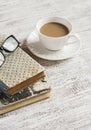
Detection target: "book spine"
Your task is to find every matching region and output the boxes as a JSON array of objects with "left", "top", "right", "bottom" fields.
[{"left": 0, "top": 80, "right": 9, "bottom": 94}]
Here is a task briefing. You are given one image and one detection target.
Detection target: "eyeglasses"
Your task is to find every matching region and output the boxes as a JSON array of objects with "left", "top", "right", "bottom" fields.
[{"left": 0, "top": 35, "right": 20, "bottom": 67}]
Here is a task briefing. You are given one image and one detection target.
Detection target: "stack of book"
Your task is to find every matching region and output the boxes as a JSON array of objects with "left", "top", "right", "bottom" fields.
[{"left": 0, "top": 36, "right": 51, "bottom": 114}]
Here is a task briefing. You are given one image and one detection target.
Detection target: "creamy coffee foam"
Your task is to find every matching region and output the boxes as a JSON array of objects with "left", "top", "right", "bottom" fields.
[{"left": 40, "top": 22, "right": 69, "bottom": 37}]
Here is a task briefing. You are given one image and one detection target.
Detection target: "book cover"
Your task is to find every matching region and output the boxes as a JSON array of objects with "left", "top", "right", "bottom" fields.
[
  {"left": 0, "top": 79, "right": 51, "bottom": 114},
  {"left": 0, "top": 36, "right": 45, "bottom": 95}
]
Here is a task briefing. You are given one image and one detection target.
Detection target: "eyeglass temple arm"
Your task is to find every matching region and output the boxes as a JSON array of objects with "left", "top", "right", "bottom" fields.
[{"left": 0, "top": 46, "right": 4, "bottom": 51}]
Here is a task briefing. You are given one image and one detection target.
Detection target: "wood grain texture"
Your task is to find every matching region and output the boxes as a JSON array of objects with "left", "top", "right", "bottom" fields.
[{"left": 0, "top": 0, "right": 91, "bottom": 130}]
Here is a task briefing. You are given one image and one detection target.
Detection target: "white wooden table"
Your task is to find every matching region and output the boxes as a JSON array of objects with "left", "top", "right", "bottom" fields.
[{"left": 0, "top": 0, "right": 91, "bottom": 130}]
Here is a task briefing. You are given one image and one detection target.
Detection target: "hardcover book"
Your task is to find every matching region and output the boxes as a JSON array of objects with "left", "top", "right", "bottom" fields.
[
  {"left": 0, "top": 79, "right": 51, "bottom": 114},
  {"left": 0, "top": 36, "right": 45, "bottom": 95}
]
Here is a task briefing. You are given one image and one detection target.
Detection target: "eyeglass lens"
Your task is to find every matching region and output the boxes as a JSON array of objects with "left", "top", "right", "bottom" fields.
[
  {"left": 0, "top": 52, "right": 4, "bottom": 66},
  {"left": 0, "top": 35, "right": 19, "bottom": 67},
  {"left": 2, "top": 36, "right": 19, "bottom": 52}
]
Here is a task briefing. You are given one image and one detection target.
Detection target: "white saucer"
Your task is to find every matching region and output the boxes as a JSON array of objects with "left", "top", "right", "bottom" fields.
[{"left": 26, "top": 30, "right": 81, "bottom": 61}]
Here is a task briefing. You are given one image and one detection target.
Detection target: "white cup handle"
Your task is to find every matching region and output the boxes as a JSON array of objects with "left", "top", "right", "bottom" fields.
[{"left": 66, "top": 34, "right": 80, "bottom": 45}]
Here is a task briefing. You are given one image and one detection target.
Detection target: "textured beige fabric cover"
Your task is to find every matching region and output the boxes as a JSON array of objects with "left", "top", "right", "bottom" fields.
[{"left": 0, "top": 36, "right": 44, "bottom": 88}]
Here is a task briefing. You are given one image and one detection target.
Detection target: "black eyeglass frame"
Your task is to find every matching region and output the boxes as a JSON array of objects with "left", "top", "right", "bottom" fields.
[{"left": 0, "top": 35, "right": 20, "bottom": 67}]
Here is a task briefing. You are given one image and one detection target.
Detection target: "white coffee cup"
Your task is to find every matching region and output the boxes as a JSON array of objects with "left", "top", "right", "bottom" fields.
[{"left": 36, "top": 17, "right": 80, "bottom": 51}]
